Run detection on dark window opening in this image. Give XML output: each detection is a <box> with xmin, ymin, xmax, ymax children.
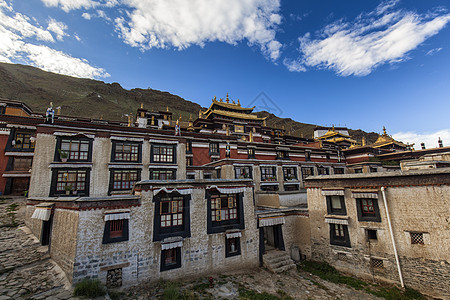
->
<box><xmin>305</xmin><ymin>151</ymin><xmax>311</xmax><ymax>161</ymax></box>
<box><xmin>354</xmin><ymin>168</ymin><xmax>363</xmax><ymax>174</ymax></box>
<box><xmin>410</xmin><ymin>232</ymin><xmax>424</xmax><ymax>245</ymax></box>
<box><xmin>248</xmin><ymin>148</ymin><xmax>255</xmax><ymax>159</ymax></box>
<box><xmin>12</xmin><ymin>132</ymin><xmax>34</xmax><ymax>149</ymax></box>
<box><xmin>153</xmin><ymin>193</ymin><xmax>191</xmax><ymax>241</ymax></box>
<box><xmin>276</xmin><ymin>150</ymin><xmax>289</xmax><ymax>160</ymax></box>
<box><xmin>330</xmin><ymin>224</ymin><xmax>351</xmax><ymax>247</ymax></box>
<box><xmin>111</xmin><ymin>169</ymin><xmax>139</xmax><ymax>191</ymax></box>
<box><xmin>207</xmin><ymin>191</ymin><xmax>244</xmax><ymax>234</ymax></box>
<box><xmin>301</xmin><ymin>167</ymin><xmax>314</xmax><ymax>179</ymax></box>
<box><xmin>334</xmin><ymin>168</ymin><xmax>344</xmax><ymax>174</ymax></box>
<box><xmin>209</xmin><ymin>143</ymin><xmax>219</xmax><ymax>154</ymax></box>
<box><xmin>235</xmin><ymin>166</ymin><xmax>252</xmax><ymax>179</ymax></box>
<box><xmin>56</xmin><ymin>170</ymin><xmax>86</xmax><ymax>195</ymax></box>
<box><xmin>187</xmin><ymin>174</ymin><xmax>195</xmax><ymax>180</ymax></box>
<box><xmin>113</xmin><ymin>142</ymin><xmax>140</xmax><ymax>162</ymax></box>
<box><xmin>326</xmin><ymin>195</ymin><xmax>347</xmax><ymax>215</ymax></box>
<box><xmin>204</xmin><ymin>173</ymin><xmax>212</xmax><ymax>179</ymax></box>
<box><xmin>283</xmin><ymin>167</ymin><xmax>297</xmax><ymax>181</ymax></box>
<box><xmin>161</xmin><ymin>247</ymin><xmax>181</xmax><ymax>271</ymax></box>
<box><xmin>356</xmin><ymin>198</ymin><xmax>381</xmax><ymax>222</ymax></box>
<box><xmin>13</xmin><ymin>157</ymin><xmax>33</xmax><ymax>171</ymax></box>
<box><xmin>366</xmin><ymin>229</ymin><xmax>378</xmax><ymax>241</ymax></box>
<box><xmin>225</xmin><ymin>237</ymin><xmax>241</xmax><ymax>257</ymax></box>
<box><xmin>261</xmin><ymin>184</ymin><xmax>279</xmax><ymax>192</ymax></box>
<box><xmin>186</xmin><ymin>157</ymin><xmax>193</xmax><ymax>166</ymax></box>
<box><xmin>186</xmin><ymin>141</ymin><xmax>192</xmax><ymax>153</ymax></box>
<box><xmin>211</xmin><ymin>194</ymin><xmax>237</xmax><ymax>222</ymax></box>
<box><xmin>261</xmin><ymin>166</ymin><xmax>276</xmax><ymax>181</ymax></box>
<box><xmin>318</xmin><ymin>167</ymin><xmax>329</xmax><ymax>175</ymax></box>
<box><xmin>150</xmin><ymin>169</ymin><xmax>176</xmax><ymax>180</ymax></box>
<box><xmin>284</xmin><ymin>184</ymin><xmax>299</xmax><ymax>191</ymax></box>
<box><xmin>61</xmin><ymin>139</ymin><xmax>89</xmax><ymax>161</ymax></box>
<box><xmin>151</xmin><ymin>144</ymin><xmax>175</xmax><ymax>163</ymax></box>
<box><xmin>102</xmin><ymin>219</ymin><xmax>129</xmax><ymax>244</ymax></box>
<box><xmin>370</xmin><ymin>167</ymin><xmax>378</xmax><ymax>173</ymax></box>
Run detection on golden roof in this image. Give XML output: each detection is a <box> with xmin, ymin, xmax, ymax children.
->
<box><xmin>373</xmin><ymin>126</ymin><xmax>407</xmax><ymax>148</ymax></box>
<box><xmin>206</xmin><ymin>109</ymin><xmax>266</xmax><ymax>120</ymax></box>
<box><xmin>318</xmin><ymin>129</ymin><xmax>351</xmax><ymax>140</ymax></box>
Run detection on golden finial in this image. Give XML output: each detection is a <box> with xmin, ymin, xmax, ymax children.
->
<box><xmin>226</xmin><ymin>93</ymin><xmax>230</xmax><ymax>103</ymax></box>
<box><xmin>140</xmin><ymin>103</ymin><xmax>144</xmax><ymax>109</ymax></box>
<box><xmin>383</xmin><ymin>126</ymin><xmax>387</xmax><ymax>136</ymax></box>
<box><xmin>166</xmin><ymin>106</ymin><xmax>169</xmax><ymax>112</ymax></box>
<box><xmin>362</xmin><ymin>137</ymin><xmax>366</xmax><ymax>146</ymax></box>
<box><xmin>332</xmin><ymin>124</ymin><xmax>335</xmax><ymax>131</ymax></box>
<box><xmin>214</xmin><ymin>96</ymin><xmax>217</xmax><ymax>102</ymax></box>
<box><xmin>199</xmin><ymin>110</ymin><xmax>202</xmax><ymax>118</ymax></box>
<box><xmin>237</xmin><ymin>99</ymin><xmax>241</xmax><ymax>107</ymax></box>
<box><xmin>232</xmin><ymin>100</ymin><xmax>235</xmax><ymax>104</ymax></box>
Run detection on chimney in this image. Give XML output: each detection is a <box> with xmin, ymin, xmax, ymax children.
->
<box><xmin>438</xmin><ymin>137</ymin><xmax>443</xmax><ymax>148</ymax></box>
<box><xmin>421</xmin><ymin>143</ymin><xmax>426</xmax><ymax>150</ymax></box>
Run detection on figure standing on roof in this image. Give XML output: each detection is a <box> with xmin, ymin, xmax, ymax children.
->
<box><xmin>45</xmin><ymin>102</ymin><xmax>55</xmax><ymax>124</ymax></box>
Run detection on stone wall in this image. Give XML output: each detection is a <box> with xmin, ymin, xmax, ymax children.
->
<box><xmin>25</xmin><ymin>205</ymin><xmax>42</xmax><ymax>240</ymax></box>
<box><xmin>50</xmin><ymin>209</ymin><xmax>79</xmax><ymax>282</ymax></box>
<box><xmin>71</xmin><ymin>187</ymin><xmax>259</xmax><ymax>287</ymax></box>
<box><xmin>28</xmin><ymin>133</ymin><xmax>55</xmax><ymax>197</ymax></box>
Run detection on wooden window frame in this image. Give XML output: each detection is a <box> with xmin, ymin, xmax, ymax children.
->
<box><xmin>102</xmin><ymin>219</ymin><xmax>129</xmax><ymax>244</ymax></box>
<box><xmin>326</xmin><ymin>195</ymin><xmax>347</xmax><ymax>215</ymax></box>
<box><xmin>160</xmin><ymin>247</ymin><xmax>181</xmax><ymax>271</ymax></box>
<box><xmin>50</xmin><ymin>168</ymin><xmax>90</xmax><ymax>197</ymax></box>
<box><xmin>329</xmin><ymin>224</ymin><xmax>351</xmax><ymax>247</ymax></box>
<box><xmin>151</xmin><ymin>144</ymin><xmax>176</xmax><ymax>164</ymax></box>
<box><xmin>283</xmin><ymin>167</ymin><xmax>297</xmax><ymax>181</ymax></box>
<box><xmin>225</xmin><ymin>237</ymin><xmax>241</xmax><ymax>258</ymax></box>
<box><xmin>111</xmin><ymin>141</ymin><xmax>141</xmax><ymax>162</ymax></box>
<box><xmin>149</xmin><ymin>169</ymin><xmax>176</xmax><ymax>180</ymax></box>
<box><xmin>356</xmin><ymin>198</ymin><xmax>381</xmax><ymax>222</ymax></box>
<box><xmin>261</xmin><ymin>166</ymin><xmax>276</xmax><ymax>181</ymax></box>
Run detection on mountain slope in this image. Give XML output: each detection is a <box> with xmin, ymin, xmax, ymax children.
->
<box><xmin>0</xmin><ymin>62</ymin><xmax>378</xmax><ymax>143</ymax></box>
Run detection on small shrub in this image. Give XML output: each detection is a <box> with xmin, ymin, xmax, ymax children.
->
<box><xmin>163</xmin><ymin>282</ymin><xmax>180</xmax><ymax>300</ymax></box>
<box><xmin>238</xmin><ymin>286</ymin><xmax>281</xmax><ymax>300</ymax></box>
<box><xmin>73</xmin><ymin>279</ymin><xmax>106</xmax><ymax>298</ymax></box>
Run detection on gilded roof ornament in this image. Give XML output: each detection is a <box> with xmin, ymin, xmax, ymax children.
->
<box><xmin>237</xmin><ymin>99</ymin><xmax>241</xmax><ymax>107</ymax></box>
<box><xmin>226</xmin><ymin>93</ymin><xmax>230</xmax><ymax>103</ymax></box>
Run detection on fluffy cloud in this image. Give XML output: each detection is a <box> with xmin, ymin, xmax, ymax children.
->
<box><xmin>392</xmin><ymin>129</ymin><xmax>450</xmax><ymax>150</ymax></box>
<box><xmin>115</xmin><ymin>0</ymin><xmax>282</xmax><ymax>60</ymax></box>
<box><xmin>40</xmin><ymin>0</ymin><xmax>98</xmax><ymax>13</ymax></box>
<box><xmin>285</xmin><ymin>1</ymin><xmax>450</xmax><ymax>76</ymax></box>
<box><xmin>47</xmin><ymin>18</ymin><xmax>68</xmax><ymax>41</ymax></box>
<box><xmin>81</xmin><ymin>12</ymin><xmax>91</xmax><ymax>20</ymax></box>
<box><xmin>0</xmin><ymin>3</ymin><xmax>109</xmax><ymax>78</ymax></box>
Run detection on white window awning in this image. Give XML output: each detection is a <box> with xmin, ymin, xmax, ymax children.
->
<box><xmin>111</xmin><ymin>136</ymin><xmax>144</xmax><ymax>142</ymax></box>
<box><xmin>322</xmin><ymin>190</ymin><xmax>344</xmax><ymax>196</ymax></box>
<box><xmin>325</xmin><ymin>218</ymin><xmax>349</xmax><ymax>225</ymax></box>
<box><xmin>31</xmin><ymin>207</ymin><xmax>52</xmax><ymax>221</ymax></box>
<box><xmin>226</xmin><ymin>231</ymin><xmax>242</xmax><ymax>239</ymax></box>
<box><xmin>104</xmin><ymin>212</ymin><xmax>130</xmax><ymax>221</ymax></box>
<box><xmin>153</xmin><ymin>187</ymin><xmax>192</xmax><ymax>196</ymax></box>
<box><xmin>149</xmin><ymin>139</ymin><xmax>178</xmax><ymax>144</ymax></box>
<box><xmin>207</xmin><ymin>185</ymin><xmax>246</xmax><ymax>194</ymax></box>
<box><xmin>352</xmin><ymin>192</ymin><xmax>378</xmax><ymax>199</ymax></box>
<box><xmin>260</xmin><ymin>182</ymin><xmax>279</xmax><ymax>186</ymax></box>
<box><xmin>161</xmin><ymin>241</ymin><xmax>183</xmax><ymax>250</ymax></box>
<box><xmin>259</xmin><ymin>216</ymin><xmax>285</xmax><ymax>227</ymax></box>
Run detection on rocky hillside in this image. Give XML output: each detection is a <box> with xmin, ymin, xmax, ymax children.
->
<box><xmin>0</xmin><ymin>62</ymin><xmax>378</xmax><ymax>143</ymax></box>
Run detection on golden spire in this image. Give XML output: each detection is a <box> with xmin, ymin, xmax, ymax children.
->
<box><xmin>232</xmin><ymin>100</ymin><xmax>235</xmax><ymax>104</ymax></box>
<box><xmin>199</xmin><ymin>110</ymin><xmax>203</xmax><ymax>119</ymax></box>
<box><xmin>383</xmin><ymin>126</ymin><xmax>387</xmax><ymax>136</ymax></box>
<box><xmin>362</xmin><ymin>137</ymin><xmax>366</xmax><ymax>146</ymax></box>
<box><xmin>140</xmin><ymin>103</ymin><xmax>144</xmax><ymax>109</ymax></box>
<box><xmin>214</xmin><ymin>96</ymin><xmax>217</xmax><ymax>102</ymax></box>
<box><xmin>237</xmin><ymin>99</ymin><xmax>241</xmax><ymax>107</ymax></box>
<box><xmin>226</xmin><ymin>93</ymin><xmax>230</xmax><ymax>103</ymax></box>
<box><xmin>166</xmin><ymin>106</ymin><xmax>169</xmax><ymax>112</ymax></box>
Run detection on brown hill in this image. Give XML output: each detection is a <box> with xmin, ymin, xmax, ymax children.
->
<box><xmin>0</xmin><ymin>62</ymin><xmax>377</xmax><ymax>143</ymax></box>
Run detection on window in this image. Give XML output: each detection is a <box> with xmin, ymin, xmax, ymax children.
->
<box><xmin>207</xmin><ymin>191</ymin><xmax>244</xmax><ymax>234</ymax></box>
<box><xmin>326</xmin><ymin>195</ymin><xmax>346</xmax><ymax>215</ymax></box>
<box><xmin>12</xmin><ymin>157</ymin><xmax>32</xmax><ymax>171</ymax></box>
<box><xmin>305</xmin><ymin>151</ymin><xmax>311</xmax><ymax>161</ymax></box>
<box><xmin>225</xmin><ymin>237</ymin><xmax>241</xmax><ymax>257</ymax></box>
<box><xmin>334</xmin><ymin>168</ymin><xmax>344</xmax><ymax>174</ymax></box>
<box><xmin>301</xmin><ymin>167</ymin><xmax>314</xmax><ymax>179</ymax></box>
<box><xmin>370</xmin><ymin>258</ymin><xmax>384</xmax><ymax>270</ymax></box>
<box><xmin>150</xmin><ymin>169</ymin><xmax>176</xmax><ymax>180</ymax></box>
<box><xmin>151</xmin><ymin>144</ymin><xmax>175</xmax><ymax>163</ymax></box>
<box><xmin>161</xmin><ymin>247</ymin><xmax>181</xmax><ymax>271</ymax></box>
<box><xmin>187</xmin><ymin>174</ymin><xmax>195</xmax><ymax>180</ymax></box>
<box><xmin>186</xmin><ymin>141</ymin><xmax>192</xmax><ymax>153</ymax></box>
<box><xmin>0</xmin><ymin>106</ymin><xmax>4</xmax><ymax>114</ymax></box>
<box><xmin>366</xmin><ymin>229</ymin><xmax>378</xmax><ymax>241</ymax></box>
<box><xmin>59</xmin><ymin>139</ymin><xmax>90</xmax><ymax>161</ymax></box>
<box><xmin>248</xmin><ymin>148</ymin><xmax>255</xmax><ymax>159</ymax></box>
<box><xmin>216</xmin><ymin>169</ymin><xmax>221</xmax><ymax>179</ymax></box>
<box><xmin>235</xmin><ymin>166</ymin><xmax>252</xmax><ymax>179</ymax></box>
<box><xmin>226</xmin><ymin>145</ymin><xmax>231</xmax><ymax>158</ymax></box>
<box><xmin>102</xmin><ymin>218</ymin><xmax>129</xmax><ymax>244</ymax></box>
<box><xmin>276</xmin><ymin>150</ymin><xmax>289</xmax><ymax>160</ymax></box>
<box><xmin>112</xmin><ymin>142</ymin><xmax>140</xmax><ymax>162</ymax></box>
<box><xmin>234</xmin><ymin>125</ymin><xmax>244</xmax><ymax>133</ymax></box>
<box><xmin>261</xmin><ymin>166</ymin><xmax>276</xmax><ymax>181</ymax></box>
<box><xmin>211</xmin><ymin>194</ymin><xmax>237</xmax><ymax>222</ymax></box>
<box><xmin>354</xmin><ymin>168</ymin><xmax>363</xmax><ymax>174</ymax></box>
<box><xmin>284</xmin><ymin>184</ymin><xmax>299</xmax><ymax>191</ymax></box>
<box><xmin>356</xmin><ymin>198</ymin><xmax>381</xmax><ymax>222</ymax></box>
<box><xmin>370</xmin><ymin>167</ymin><xmax>378</xmax><ymax>173</ymax></box>
<box><xmin>51</xmin><ymin>169</ymin><xmax>89</xmax><ymax>196</ymax></box>
<box><xmin>203</xmin><ymin>173</ymin><xmax>212</xmax><ymax>179</ymax></box>
<box><xmin>410</xmin><ymin>232</ymin><xmax>424</xmax><ymax>245</ymax></box>
<box><xmin>209</xmin><ymin>143</ymin><xmax>219</xmax><ymax>154</ymax></box>
<box><xmin>329</xmin><ymin>224</ymin><xmax>351</xmax><ymax>247</ymax></box>
<box><xmin>318</xmin><ymin>167</ymin><xmax>329</xmax><ymax>175</ymax></box>
<box><xmin>153</xmin><ymin>194</ymin><xmax>190</xmax><ymax>241</ymax></box>
<box><xmin>106</xmin><ymin>268</ymin><xmax>122</xmax><ymax>288</ymax></box>
<box><xmin>110</xmin><ymin>169</ymin><xmax>140</xmax><ymax>192</ymax></box>
<box><xmin>261</xmin><ymin>184</ymin><xmax>279</xmax><ymax>191</ymax></box>
<box><xmin>186</xmin><ymin>157</ymin><xmax>193</xmax><ymax>166</ymax></box>
<box><xmin>283</xmin><ymin>167</ymin><xmax>297</xmax><ymax>181</ymax></box>
<box><xmin>12</xmin><ymin>132</ymin><xmax>34</xmax><ymax>149</ymax></box>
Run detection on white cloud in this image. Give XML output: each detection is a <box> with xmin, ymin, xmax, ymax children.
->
<box><xmin>286</xmin><ymin>2</ymin><xmax>450</xmax><ymax>76</ymax></box>
<box><xmin>0</xmin><ymin>3</ymin><xmax>109</xmax><ymax>79</ymax></box>
<box><xmin>47</xmin><ymin>18</ymin><xmax>68</xmax><ymax>41</ymax></box>
<box><xmin>114</xmin><ymin>0</ymin><xmax>282</xmax><ymax>61</ymax></box>
<box><xmin>82</xmin><ymin>12</ymin><xmax>91</xmax><ymax>20</ymax></box>
<box><xmin>282</xmin><ymin>58</ymin><xmax>306</xmax><ymax>72</ymax></box>
<box><xmin>392</xmin><ymin>129</ymin><xmax>450</xmax><ymax>150</ymax></box>
<box><xmin>426</xmin><ymin>47</ymin><xmax>442</xmax><ymax>56</ymax></box>
<box><xmin>40</xmin><ymin>0</ymin><xmax>99</xmax><ymax>13</ymax></box>
<box><xmin>96</xmin><ymin>10</ymin><xmax>111</xmax><ymax>22</ymax></box>
<box><xmin>74</xmin><ymin>33</ymin><xmax>81</xmax><ymax>41</ymax></box>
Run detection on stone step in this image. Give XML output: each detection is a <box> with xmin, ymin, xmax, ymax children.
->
<box><xmin>263</xmin><ymin>250</ymin><xmax>296</xmax><ymax>274</ymax></box>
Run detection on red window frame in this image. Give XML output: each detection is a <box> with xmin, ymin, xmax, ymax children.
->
<box><xmin>110</xmin><ymin>220</ymin><xmax>124</xmax><ymax>238</ymax></box>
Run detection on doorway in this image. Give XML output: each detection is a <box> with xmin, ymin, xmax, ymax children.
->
<box><xmin>41</xmin><ymin>216</ymin><xmax>53</xmax><ymax>246</ymax></box>
<box><xmin>262</xmin><ymin>224</ymin><xmax>285</xmax><ymax>253</ymax></box>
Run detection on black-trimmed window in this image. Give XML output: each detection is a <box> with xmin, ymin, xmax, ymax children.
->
<box><xmin>330</xmin><ymin>224</ymin><xmax>351</xmax><ymax>247</ymax></box>
<box><xmin>150</xmin><ymin>169</ymin><xmax>176</xmax><ymax>180</ymax></box>
<box><xmin>112</xmin><ymin>141</ymin><xmax>141</xmax><ymax>162</ymax></box>
<box><xmin>261</xmin><ymin>166</ymin><xmax>276</xmax><ymax>181</ymax></box>
<box><xmin>305</xmin><ymin>151</ymin><xmax>311</xmax><ymax>161</ymax></box>
<box><xmin>151</xmin><ymin>144</ymin><xmax>176</xmax><ymax>163</ymax></box>
<box><xmin>186</xmin><ymin>157</ymin><xmax>193</xmax><ymax>166</ymax></box>
<box><xmin>283</xmin><ymin>167</ymin><xmax>297</xmax><ymax>181</ymax></box>
<box><xmin>186</xmin><ymin>141</ymin><xmax>192</xmax><ymax>154</ymax></box>
<box><xmin>153</xmin><ymin>193</ymin><xmax>191</xmax><ymax>241</ymax></box>
<box><xmin>326</xmin><ymin>195</ymin><xmax>346</xmax><ymax>215</ymax></box>
<box><xmin>50</xmin><ymin>168</ymin><xmax>90</xmax><ymax>197</ymax></box>
<box><xmin>55</xmin><ymin>137</ymin><xmax>93</xmax><ymax>162</ymax></box>
<box><xmin>356</xmin><ymin>198</ymin><xmax>381</xmax><ymax>222</ymax></box>
<box><xmin>354</xmin><ymin>168</ymin><xmax>363</xmax><ymax>174</ymax></box>
<box><xmin>12</xmin><ymin>131</ymin><xmax>34</xmax><ymax>149</ymax></box>
<box><xmin>235</xmin><ymin>166</ymin><xmax>252</xmax><ymax>179</ymax></box>
<box><xmin>0</xmin><ymin>106</ymin><xmax>5</xmax><ymax>114</ymax></box>
<box><xmin>12</xmin><ymin>157</ymin><xmax>33</xmax><ymax>171</ymax></box>
<box><xmin>248</xmin><ymin>148</ymin><xmax>255</xmax><ymax>159</ymax></box>
<box><xmin>209</xmin><ymin>143</ymin><xmax>219</xmax><ymax>155</ymax></box>
<box><xmin>366</xmin><ymin>229</ymin><xmax>378</xmax><ymax>241</ymax></box>
<box><xmin>318</xmin><ymin>167</ymin><xmax>329</xmax><ymax>175</ymax></box>
<box><xmin>109</xmin><ymin>169</ymin><xmax>140</xmax><ymax>193</ymax></box>
<box><xmin>225</xmin><ymin>145</ymin><xmax>231</xmax><ymax>158</ymax></box>
<box><xmin>334</xmin><ymin>168</ymin><xmax>345</xmax><ymax>174</ymax></box>
<box><xmin>301</xmin><ymin>167</ymin><xmax>314</xmax><ymax>179</ymax></box>
<box><xmin>225</xmin><ymin>237</ymin><xmax>241</xmax><ymax>257</ymax></box>
<box><xmin>276</xmin><ymin>150</ymin><xmax>289</xmax><ymax>160</ymax></box>
<box><xmin>284</xmin><ymin>184</ymin><xmax>299</xmax><ymax>191</ymax></box>
<box><xmin>207</xmin><ymin>191</ymin><xmax>244</xmax><ymax>234</ymax></box>
<box><xmin>103</xmin><ymin>219</ymin><xmax>129</xmax><ymax>244</ymax></box>
<box><xmin>161</xmin><ymin>247</ymin><xmax>181</xmax><ymax>271</ymax></box>
<box><xmin>370</xmin><ymin>167</ymin><xmax>378</xmax><ymax>173</ymax></box>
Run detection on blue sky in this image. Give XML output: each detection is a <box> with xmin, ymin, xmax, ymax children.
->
<box><xmin>1</xmin><ymin>0</ymin><xmax>450</xmax><ymax>148</ymax></box>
